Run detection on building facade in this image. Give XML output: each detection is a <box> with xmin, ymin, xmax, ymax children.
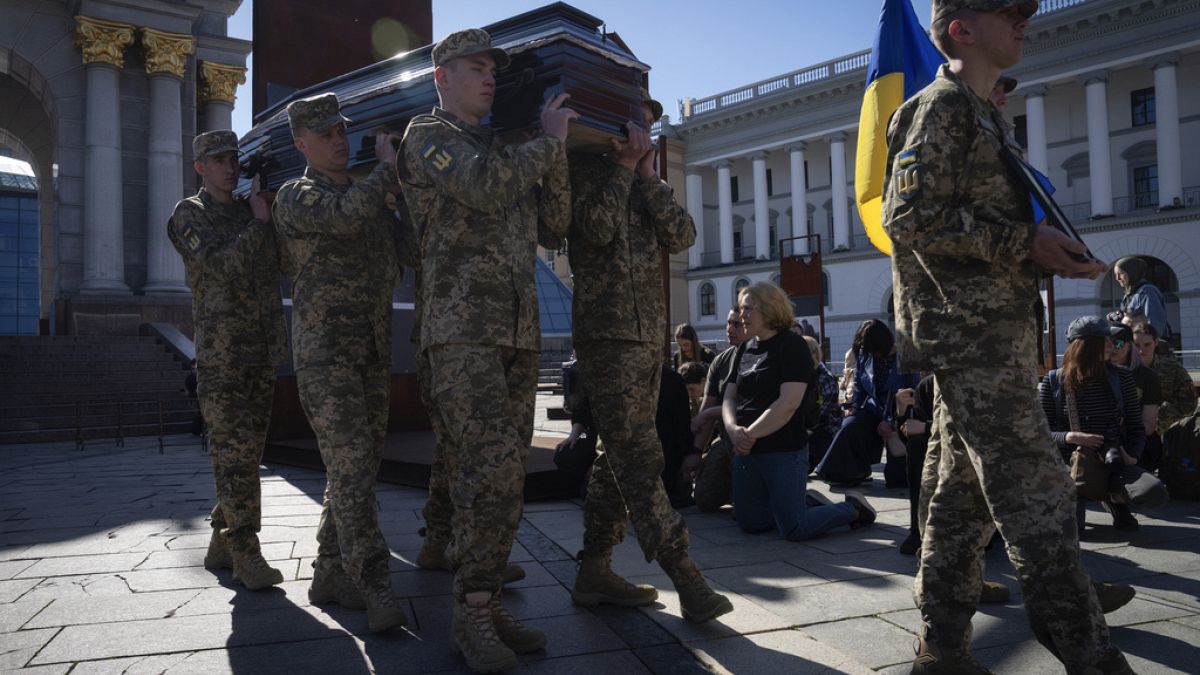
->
<box><xmin>0</xmin><ymin>0</ymin><xmax>250</xmax><ymax>334</ymax></box>
<box><xmin>662</xmin><ymin>0</ymin><xmax>1200</xmax><ymax>365</ymax></box>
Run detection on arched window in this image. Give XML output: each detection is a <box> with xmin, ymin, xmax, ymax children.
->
<box><xmin>1100</xmin><ymin>255</ymin><xmax>1180</xmax><ymax>347</ymax></box>
<box><xmin>734</xmin><ymin>277</ymin><xmax>751</xmax><ymax>299</ymax></box>
<box><xmin>699</xmin><ymin>282</ymin><xmax>716</xmax><ymax>317</ymax></box>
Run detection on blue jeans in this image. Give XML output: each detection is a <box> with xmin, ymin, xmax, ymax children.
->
<box><xmin>732</xmin><ymin>449</ymin><xmax>857</xmax><ymax>541</ymax></box>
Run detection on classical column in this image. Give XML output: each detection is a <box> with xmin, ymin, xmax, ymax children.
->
<box><xmin>142</xmin><ymin>28</ymin><xmax>195</xmax><ymax>294</ymax></box>
<box><xmin>751</xmin><ymin>151</ymin><xmax>770</xmax><ymax>260</ymax></box>
<box><xmin>75</xmin><ymin>16</ymin><xmax>134</xmax><ymax>294</ymax></box>
<box><xmin>829</xmin><ymin>133</ymin><xmax>850</xmax><ymax>249</ymax></box>
<box><xmin>716</xmin><ymin>160</ymin><xmax>734</xmax><ymax>264</ymax></box>
<box><xmin>1152</xmin><ymin>55</ymin><xmax>1182</xmax><ymax>208</ymax></box>
<box><xmin>198</xmin><ymin>61</ymin><xmax>246</xmax><ymax>132</ymax></box>
<box><xmin>685</xmin><ymin>169</ymin><xmax>704</xmax><ymax>269</ymax></box>
<box><xmin>1084</xmin><ymin>72</ymin><xmax>1113</xmax><ymax>217</ymax></box>
<box><xmin>788</xmin><ymin>144</ymin><xmax>809</xmax><ymax>254</ymax></box>
<box><xmin>1023</xmin><ymin>85</ymin><xmax>1049</xmax><ymax>174</ymax></box>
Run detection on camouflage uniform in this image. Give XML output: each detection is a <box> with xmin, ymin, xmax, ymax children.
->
<box><xmin>168</xmin><ymin>131</ymin><xmax>288</xmax><ymax>556</ymax></box>
<box><xmin>400</xmin><ymin>106</ymin><xmax>569</xmax><ymax>599</ymax></box>
<box><xmin>567</xmin><ymin>151</ymin><xmax>696</xmax><ymax>564</ymax></box>
<box><xmin>272</xmin><ymin>94</ymin><xmax>401</xmax><ymax>588</ymax></box>
<box><xmin>884</xmin><ymin>62</ymin><xmax>1127</xmax><ymax>670</ymax></box>
<box><xmin>1150</xmin><ymin>353</ymin><xmax>1197</xmax><ymax>435</ymax></box>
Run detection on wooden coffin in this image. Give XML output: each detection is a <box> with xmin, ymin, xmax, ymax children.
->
<box><xmin>239</xmin><ymin>2</ymin><xmax>649</xmax><ymax>192</ymax></box>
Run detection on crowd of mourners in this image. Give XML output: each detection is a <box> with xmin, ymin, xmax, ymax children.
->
<box><xmin>559</xmin><ymin>257</ymin><xmax>1197</xmax><ymax>552</ymax></box>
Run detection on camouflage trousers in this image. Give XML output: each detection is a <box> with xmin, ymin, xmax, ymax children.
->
<box><xmin>295</xmin><ymin>360</ymin><xmax>391</xmax><ymax>587</ymax></box>
<box><xmin>426</xmin><ymin>344</ymin><xmax>536</xmax><ymax>599</ymax></box>
<box><xmin>197</xmin><ymin>362</ymin><xmax>275</xmax><ymax>555</ymax></box>
<box><xmin>916</xmin><ymin>367</ymin><xmax>1121</xmax><ymax>670</ymax></box>
<box><xmin>416</xmin><ymin>347</ymin><xmax>453</xmax><ymax>546</ymax></box>
<box><xmin>576</xmin><ymin>340</ymin><xmax>689</xmax><ymax>564</ymax></box>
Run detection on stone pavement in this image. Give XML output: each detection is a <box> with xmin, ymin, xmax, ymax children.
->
<box><xmin>1</xmin><ymin>418</ymin><xmax>1198</xmax><ymax>673</ymax></box>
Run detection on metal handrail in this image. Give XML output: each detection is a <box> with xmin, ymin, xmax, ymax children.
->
<box><xmin>32</xmin><ymin>397</ymin><xmax>202</xmax><ymax>452</ymax></box>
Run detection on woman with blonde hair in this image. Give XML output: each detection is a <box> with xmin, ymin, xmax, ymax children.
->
<box><xmin>722</xmin><ymin>282</ymin><xmax>874</xmax><ymax>540</ymax></box>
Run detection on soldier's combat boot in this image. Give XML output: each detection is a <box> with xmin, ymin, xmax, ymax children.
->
<box><xmin>912</xmin><ymin>624</ymin><xmax>992</xmax><ymax>675</ymax></box>
<box><xmin>416</xmin><ymin>540</ymin><xmax>526</xmax><ymax>584</ymax></box>
<box><xmin>978</xmin><ymin>580</ymin><xmax>1011</xmax><ymax>604</ymax></box>
<box><xmin>1095</xmin><ymin>581</ymin><xmax>1136</xmax><ymax>613</ymax></box>
<box><xmin>452</xmin><ymin>599</ymin><xmax>519</xmax><ymax>673</ymax></box>
<box><xmin>415</xmin><ymin>537</ymin><xmax>451</xmax><ymax>570</ymax></box>
<box><xmin>487</xmin><ymin>593</ymin><xmax>546</xmax><ymax>653</ymax></box>
<box><xmin>363</xmin><ymin>577</ymin><xmax>407</xmax><ymax>633</ymax></box>
<box><xmin>203</xmin><ymin>530</ymin><xmax>231</xmax><ymax>571</ymax></box>
<box><xmin>661</xmin><ymin>556</ymin><xmax>733</xmax><ymax>623</ymax></box>
<box><xmin>572</xmin><ymin>554</ymin><xmax>658</xmax><ymax>607</ymax></box>
<box><xmin>308</xmin><ymin>557</ymin><xmax>365</xmax><ymax>609</ymax></box>
<box><xmin>231</xmin><ymin>550</ymin><xmax>284</xmax><ymax>591</ymax></box>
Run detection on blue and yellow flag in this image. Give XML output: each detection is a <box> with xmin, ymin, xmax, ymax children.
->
<box><xmin>854</xmin><ymin>0</ymin><xmax>944</xmax><ymax>256</ymax></box>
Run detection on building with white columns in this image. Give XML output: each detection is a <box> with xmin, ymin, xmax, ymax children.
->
<box><xmin>661</xmin><ymin>0</ymin><xmax>1200</xmax><ymax>365</ymax></box>
<box><xmin>0</xmin><ymin>0</ymin><xmax>249</xmax><ymax>334</ymax></box>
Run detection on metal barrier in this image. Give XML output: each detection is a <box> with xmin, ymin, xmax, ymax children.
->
<box><xmin>7</xmin><ymin>398</ymin><xmax>202</xmax><ymax>454</ymax></box>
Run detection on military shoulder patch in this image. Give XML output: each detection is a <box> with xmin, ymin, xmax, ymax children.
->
<box><xmin>299</xmin><ymin>188</ymin><xmax>322</xmax><ymax>207</ymax></box>
<box><xmin>179</xmin><ymin>222</ymin><xmax>203</xmax><ymax>252</ymax></box>
<box><xmin>420</xmin><ymin>141</ymin><xmax>456</xmax><ymax>173</ymax></box>
<box><xmin>895</xmin><ymin>149</ymin><xmax>922</xmax><ymax>201</ymax></box>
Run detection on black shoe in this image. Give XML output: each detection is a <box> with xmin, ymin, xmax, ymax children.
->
<box><xmin>844</xmin><ymin>491</ymin><xmax>876</xmax><ymax>529</ymax></box>
<box><xmin>1107</xmin><ymin>503</ymin><xmax>1140</xmax><ymax>532</ymax></box>
<box><xmin>899</xmin><ymin>532</ymin><xmax>921</xmax><ymax>555</ymax></box>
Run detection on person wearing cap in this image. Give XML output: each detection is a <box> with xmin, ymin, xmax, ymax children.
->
<box><xmin>563</xmin><ymin>92</ymin><xmax>731</xmax><ymax>621</ymax></box>
<box><xmin>167</xmin><ymin>130</ymin><xmax>289</xmax><ymax>591</ymax></box>
<box><xmin>882</xmin><ymin>1</ymin><xmax>1131</xmax><ymax>672</ymax></box>
<box><xmin>1038</xmin><ymin>316</ymin><xmax>1168</xmax><ymax>530</ymax></box>
<box><xmin>272</xmin><ymin>92</ymin><xmax>407</xmax><ymax>633</ymax></box>
<box><xmin>398</xmin><ymin>28</ymin><xmax>575</xmax><ymax>672</ymax></box>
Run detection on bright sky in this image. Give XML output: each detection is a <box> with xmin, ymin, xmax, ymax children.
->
<box><xmin>227</xmin><ymin>0</ymin><xmax>936</xmax><ymax>136</ymax></box>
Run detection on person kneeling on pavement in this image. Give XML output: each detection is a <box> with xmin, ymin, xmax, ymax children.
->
<box><xmin>722</xmin><ymin>281</ymin><xmax>875</xmax><ymax>540</ymax></box>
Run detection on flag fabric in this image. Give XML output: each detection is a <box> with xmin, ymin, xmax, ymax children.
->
<box><xmin>854</xmin><ymin>0</ymin><xmax>944</xmax><ymax>256</ymax></box>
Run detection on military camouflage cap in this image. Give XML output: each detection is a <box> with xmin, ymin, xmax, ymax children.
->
<box><xmin>641</xmin><ymin>88</ymin><xmax>663</xmax><ymax>123</ymax></box>
<box><xmin>192</xmin><ymin>130</ymin><xmax>239</xmax><ymax>158</ymax></box>
<box><xmin>1066</xmin><ymin>315</ymin><xmax>1123</xmax><ymax>342</ymax></box>
<box><xmin>286</xmin><ymin>92</ymin><xmax>352</xmax><ymax>134</ymax></box>
<box><xmin>933</xmin><ymin>0</ymin><xmax>1039</xmax><ymax>24</ymax></box>
<box><xmin>997</xmin><ymin>75</ymin><xmax>1018</xmax><ymax>93</ymax></box>
<box><xmin>432</xmin><ymin>28</ymin><xmax>509</xmax><ymax>69</ymax></box>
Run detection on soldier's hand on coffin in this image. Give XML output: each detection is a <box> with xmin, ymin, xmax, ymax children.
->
<box><xmin>249</xmin><ymin>175</ymin><xmax>271</xmax><ymax>223</ymax></box>
<box><xmin>1029</xmin><ymin>224</ymin><xmax>1107</xmax><ymax>280</ymax></box>
<box><xmin>540</xmin><ymin>93</ymin><xmax>579</xmax><ymax>142</ymax></box>
<box><xmin>374</xmin><ymin>131</ymin><xmax>402</xmax><ymax>165</ymax></box>
<box><xmin>611</xmin><ymin>121</ymin><xmax>652</xmax><ymax>170</ymax></box>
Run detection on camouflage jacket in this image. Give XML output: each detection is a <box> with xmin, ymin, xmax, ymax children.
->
<box><xmin>883</xmin><ymin>65</ymin><xmax>1040</xmax><ymax>370</ymax></box>
<box><xmin>167</xmin><ymin>188</ymin><xmax>288</xmax><ymax>367</ymax></box>
<box><xmin>399</xmin><ymin>108</ymin><xmax>569</xmax><ymax>352</ymax></box>
<box><xmin>567</xmin><ymin>153</ymin><xmax>695</xmax><ymax>343</ymax></box>
<box><xmin>273</xmin><ymin>162</ymin><xmax>400</xmax><ymax>369</ymax></box>
<box><xmin>1151</xmin><ymin>352</ymin><xmax>1198</xmax><ymax>434</ymax></box>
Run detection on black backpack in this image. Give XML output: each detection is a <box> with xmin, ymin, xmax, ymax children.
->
<box><xmin>1161</xmin><ymin>412</ymin><xmax>1200</xmax><ymax>500</ymax></box>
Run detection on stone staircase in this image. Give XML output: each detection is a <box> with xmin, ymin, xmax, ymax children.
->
<box><xmin>0</xmin><ymin>335</ymin><xmax>197</xmax><ymax>446</ymax></box>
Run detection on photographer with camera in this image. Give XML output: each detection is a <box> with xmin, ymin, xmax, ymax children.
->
<box><xmin>1039</xmin><ymin>316</ymin><xmax>1168</xmax><ymax>535</ymax></box>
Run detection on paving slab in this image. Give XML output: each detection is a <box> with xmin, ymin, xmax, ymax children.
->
<box><xmin>689</xmin><ymin>628</ymin><xmax>874</xmax><ymax>674</ymax></box>
<box><xmin>798</xmin><ymin>616</ymin><xmax>920</xmax><ymax>669</ymax></box>
<box><xmin>0</xmin><ymin>578</ymin><xmax>39</xmax><ymax>603</ymax></box>
<box><xmin>0</xmin><ymin>598</ymin><xmax>51</xmax><ymax>632</ymax></box>
<box><xmin>0</xmin><ymin>626</ymin><xmax>60</xmax><ymax>669</ymax></box>
<box><xmin>25</xmin><ymin>589</ymin><xmax>203</xmax><ymax>628</ymax></box>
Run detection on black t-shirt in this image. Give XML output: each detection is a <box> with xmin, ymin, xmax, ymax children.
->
<box><xmin>705</xmin><ymin>345</ymin><xmax>739</xmax><ymax>401</ymax></box>
<box><xmin>732</xmin><ymin>330</ymin><xmax>815</xmax><ymax>454</ymax></box>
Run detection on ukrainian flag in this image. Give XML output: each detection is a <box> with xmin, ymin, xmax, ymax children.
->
<box><xmin>854</xmin><ymin>0</ymin><xmax>944</xmax><ymax>256</ymax></box>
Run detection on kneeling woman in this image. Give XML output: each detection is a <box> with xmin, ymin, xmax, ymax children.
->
<box><xmin>722</xmin><ymin>282</ymin><xmax>875</xmax><ymax>540</ymax></box>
